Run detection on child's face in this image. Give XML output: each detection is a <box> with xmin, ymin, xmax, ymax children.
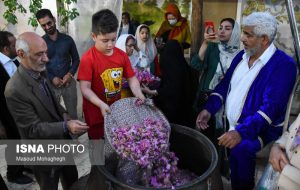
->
<box><xmin>126</xmin><ymin>38</ymin><xmax>136</xmax><ymax>56</ymax></box>
<box><xmin>139</xmin><ymin>28</ymin><xmax>149</xmax><ymax>42</ymax></box>
<box><xmin>92</xmin><ymin>32</ymin><xmax>117</xmax><ymax>55</ymax></box>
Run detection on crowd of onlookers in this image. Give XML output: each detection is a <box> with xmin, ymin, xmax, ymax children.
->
<box><xmin>0</xmin><ymin>2</ymin><xmax>300</xmax><ymax>190</ymax></box>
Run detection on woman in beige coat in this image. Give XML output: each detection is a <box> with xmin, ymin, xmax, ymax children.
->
<box><xmin>269</xmin><ymin>113</ymin><xmax>300</xmax><ymax>190</ymax></box>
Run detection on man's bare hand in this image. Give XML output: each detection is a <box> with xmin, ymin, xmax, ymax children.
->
<box><xmin>67</xmin><ymin>120</ymin><xmax>89</xmax><ymax>135</ymax></box>
<box><xmin>52</xmin><ymin>77</ymin><xmax>63</xmax><ymax>88</ymax></box>
<box><xmin>218</xmin><ymin>130</ymin><xmax>242</xmax><ymax>149</ymax></box>
<box><xmin>269</xmin><ymin>144</ymin><xmax>289</xmax><ymax>172</ymax></box>
<box><xmin>196</xmin><ymin>109</ymin><xmax>211</xmax><ymax>130</ymax></box>
<box><xmin>62</xmin><ymin>72</ymin><xmax>72</xmax><ymax>86</ymax></box>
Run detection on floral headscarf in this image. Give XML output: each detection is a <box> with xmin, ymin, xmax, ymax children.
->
<box><xmin>209</xmin><ymin>21</ymin><xmax>241</xmax><ymax>89</ymax></box>
<box><xmin>219</xmin><ymin>21</ymin><xmax>241</xmax><ymax>54</ymax></box>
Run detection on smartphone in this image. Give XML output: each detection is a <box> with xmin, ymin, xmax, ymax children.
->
<box><xmin>205</xmin><ymin>21</ymin><xmax>215</xmax><ymax>34</ymax></box>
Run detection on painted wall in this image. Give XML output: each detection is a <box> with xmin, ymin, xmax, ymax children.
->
<box><xmin>203</xmin><ymin>0</ymin><xmax>238</xmax><ymax>29</ymax></box>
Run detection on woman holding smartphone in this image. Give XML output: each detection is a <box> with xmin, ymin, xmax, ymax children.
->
<box><xmin>190</xmin><ymin>18</ymin><xmax>241</xmax><ymax>156</ymax></box>
<box><xmin>191</xmin><ymin>18</ymin><xmax>240</xmax><ymax>112</ymax></box>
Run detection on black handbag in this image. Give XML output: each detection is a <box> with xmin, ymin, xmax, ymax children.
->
<box><xmin>195</xmin><ymin>60</ymin><xmax>226</xmax><ymax>112</ymax></box>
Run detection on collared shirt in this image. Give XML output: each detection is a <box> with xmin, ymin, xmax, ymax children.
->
<box><xmin>43</xmin><ymin>30</ymin><xmax>80</xmax><ymax>80</ymax></box>
<box><xmin>22</xmin><ymin>65</ymin><xmax>68</xmax><ymax>134</ymax></box>
<box><xmin>226</xmin><ymin>43</ymin><xmax>276</xmax><ymax>131</ymax></box>
<box><xmin>22</xmin><ymin>65</ymin><xmax>52</xmax><ymax>99</ymax></box>
<box><xmin>0</xmin><ymin>52</ymin><xmax>17</xmax><ymax>77</ymax></box>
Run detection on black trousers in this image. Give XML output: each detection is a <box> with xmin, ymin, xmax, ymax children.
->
<box><xmin>34</xmin><ymin>165</ymin><xmax>78</xmax><ymax>190</ymax></box>
<box><xmin>85</xmin><ymin>166</ymin><xmax>109</xmax><ymax>190</ymax></box>
<box><xmin>1</xmin><ymin>106</ymin><xmax>25</xmax><ymax>179</ymax></box>
<box><xmin>0</xmin><ymin>174</ymin><xmax>8</xmax><ymax>190</ymax></box>
<box><xmin>5</xmin><ymin>143</ymin><xmax>25</xmax><ymax>179</ymax></box>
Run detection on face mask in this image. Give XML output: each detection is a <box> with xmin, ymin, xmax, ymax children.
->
<box><xmin>168</xmin><ymin>19</ymin><xmax>177</xmax><ymax>26</ymax></box>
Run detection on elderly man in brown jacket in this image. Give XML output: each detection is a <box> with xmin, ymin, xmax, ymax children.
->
<box><xmin>4</xmin><ymin>32</ymin><xmax>89</xmax><ymax>190</ymax></box>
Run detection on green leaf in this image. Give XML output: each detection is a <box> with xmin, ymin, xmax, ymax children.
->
<box><xmin>17</xmin><ymin>4</ymin><xmax>27</xmax><ymax>13</ymax></box>
<box><xmin>69</xmin><ymin>9</ymin><xmax>79</xmax><ymax>20</ymax></box>
<box><xmin>2</xmin><ymin>0</ymin><xmax>79</xmax><ymax>28</ymax></box>
<box><xmin>3</xmin><ymin>11</ymin><xmax>17</xmax><ymax>24</ymax></box>
<box><xmin>28</xmin><ymin>17</ymin><xmax>38</xmax><ymax>27</ymax></box>
<box><xmin>65</xmin><ymin>0</ymin><xmax>72</xmax><ymax>5</ymax></box>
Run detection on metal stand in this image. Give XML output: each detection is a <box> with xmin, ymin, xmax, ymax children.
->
<box><xmin>286</xmin><ymin>0</ymin><xmax>300</xmax><ymax>71</ymax></box>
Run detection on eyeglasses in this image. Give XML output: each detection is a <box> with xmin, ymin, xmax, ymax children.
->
<box><xmin>126</xmin><ymin>44</ymin><xmax>136</xmax><ymax>48</ymax></box>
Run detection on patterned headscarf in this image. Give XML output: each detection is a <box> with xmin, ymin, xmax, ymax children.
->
<box><xmin>218</xmin><ymin>21</ymin><xmax>241</xmax><ymax>54</ymax></box>
<box><xmin>209</xmin><ymin>21</ymin><xmax>241</xmax><ymax>90</ymax></box>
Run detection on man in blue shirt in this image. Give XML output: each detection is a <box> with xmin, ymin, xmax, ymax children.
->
<box><xmin>36</xmin><ymin>9</ymin><xmax>79</xmax><ymax>119</ymax></box>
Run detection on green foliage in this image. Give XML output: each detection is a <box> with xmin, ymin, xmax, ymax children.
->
<box><xmin>180</xmin><ymin>0</ymin><xmax>190</xmax><ymax>17</ymax></box>
<box><xmin>1</xmin><ymin>0</ymin><xmax>79</xmax><ymax>27</ymax></box>
<box><xmin>295</xmin><ymin>5</ymin><xmax>300</xmax><ymax>12</ymax></box>
<box><xmin>28</xmin><ymin>0</ymin><xmax>42</xmax><ymax>27</ymax></box>
<box><xmin>123</xmin><ymin>2</ymin><xmax>164</xmax><ymax>36</ymax></box>
<box><xmin>123</xmin><ymin>0</ymin><xmax>191</xmax><ymax>36</ymax></box>
<box><xmin>144</xmin><ymin>0</ymin><xmax>157</xmax><ymax>7</ymax></box>
<box><xmin>271</xmin><ymin>0</ymin><xmax>279</xmax><ymax>4</ymax></box>
<box><xmin>56</xmin><ymin>0</ymin><xmax>79</xmax><ymax>26</ymax></box>
<box><xmin>161</xmin><ymin>0</ymin><xmax>178</xmax><ymax>10</ymax></box>
<box><xmin>2</xmin><ymin>0</ymin><xmax>27</xmax><ymax>24</ymax></box>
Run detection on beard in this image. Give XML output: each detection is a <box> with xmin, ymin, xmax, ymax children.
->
<box><xmin>45</xmin><ymin>25</ymin><xmax>57</xmax><ymax>35</ymax></box>
<box><xmin>38</xmin><ymin>64</ymin><xmax>47</xmax><ymax>72</ymax></box>
<box><xmin>245</xmin><ymin>43</ymin><xmax>262</xmax><ymax>57</ymax></box>
<box><xmin>31</xmin><ymin>62</ymin><xmax>46</xmax><ymax>72</ymax></box>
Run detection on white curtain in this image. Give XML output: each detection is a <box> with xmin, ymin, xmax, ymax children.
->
<box><xmin>69</xmin><ymin>0</ymin><xmax>123</xmax><ymax>56</ymax></box>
